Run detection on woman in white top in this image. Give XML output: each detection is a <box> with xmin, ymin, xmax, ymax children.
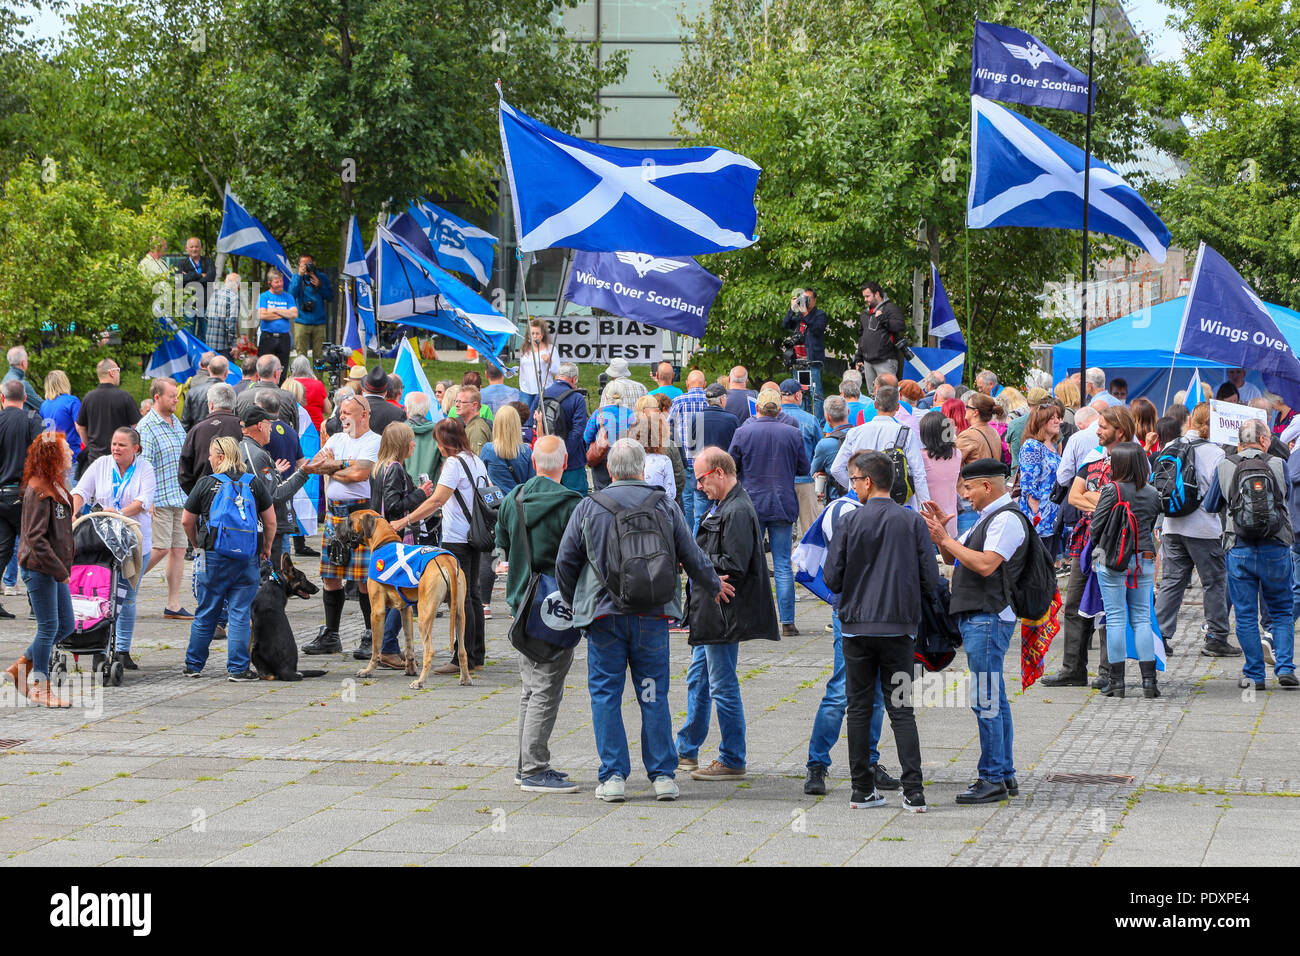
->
<box><xmin>392</xmin><ymin>418</ymin><xmax>489</xmax><ymax>673</ymax></box>
<box><xmin>630</xmin><ymin>411</ymin><xmax>676</xmax><ymax>500</ymax></box>
<box><xmin>518</xmin><ymin>318</ymin><xmax>559</xmax><ymax>410</ymax></box>
<box><xmin>71</xmin><ymin>425</ymin><xmax>156</xmax><ymax>668</ymax></box>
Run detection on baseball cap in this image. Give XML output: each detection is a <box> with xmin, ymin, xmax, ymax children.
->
<box><xmin>779</xmin><ymin>378</ymin><xmax>803</xmax><ymax>396</ymax></box>
<box><xmin>240</xmin><ymin>407</ymin><xmax>271</xmax><ymax>427</ymax></box>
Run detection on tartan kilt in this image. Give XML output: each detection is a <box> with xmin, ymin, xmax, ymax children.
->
<box><xmin>320</xmin><ymin>509</ymin><xmax>370</xmax><ymax>582</ymax></box>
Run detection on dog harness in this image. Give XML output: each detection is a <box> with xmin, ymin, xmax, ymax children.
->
<box><xmin>367</xmin><ymin>543</ymin><xmax>455</xmax><ymax>592</ymax></box>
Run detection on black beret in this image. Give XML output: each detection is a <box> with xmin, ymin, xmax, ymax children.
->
<box><xmin>961</xmin><ymin>457</ymin><xmax>1010</xmax><ymax>480</ymax></box>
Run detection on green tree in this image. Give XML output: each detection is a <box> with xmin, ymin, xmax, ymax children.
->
<box><xmin>0</xmin><ymin>161</ymin><xmax>209</xmax><ymax>394</ymax></box>
<box><xmin>1136</xmin><ymin>0</ymin><xmax>1300</xmax><ymax>308</ymax></box>
<box><xmin>671</xmin><ymin>0</ymin><xmax>1157</xmax><ymax>385</ymax></box>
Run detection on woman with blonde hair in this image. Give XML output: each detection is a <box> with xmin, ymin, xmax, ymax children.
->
<box><xmin>441</xmin><ymin>384</ymin><xmax>460</xmax><ymax>419</ymax></box>
<box><xmin>40</xmin><ymin>370</ymin><xmax>82</xmax><ymax>460</ymax></box>
<box><xmin>480</xmin><ymin>404</ymin><xmax>535</xmax><ymax>495</ymax></box>
<box><xmin>1055</xmin><ymin>379</ymin><xmax>1081</xmax><ymax>422</ymax></box>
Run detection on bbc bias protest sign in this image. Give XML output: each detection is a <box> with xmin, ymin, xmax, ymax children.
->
<box><xmin>543</xmin><ymin>316</ymin><xmax>663</xmax><ymax>365</ymax></box>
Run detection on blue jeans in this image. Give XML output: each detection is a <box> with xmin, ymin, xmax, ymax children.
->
<box><xmin>585</xmin><ymin>615</ymin><xmax>675</xmax><ymax>782</ymax></box>
<box><xmin>675</xmin><ymin>643</ymin><xmax>746</xmax><ymax>768</ymax></box>
<box><xmin>115</xmin><ymin>548</ymin><xmax>150</xmax><ymax>652</ymax></box>
<box><xmin>807</xmin><ymin>604</ymin><xmax>884</xmax><ymax>769</ymax></box>
<box><xmin>691</xmin><ymin>488</ymin><xmax>710</xmax><ymax>535</ymax></box>
<box><xmin>681</xmin><ymin>476</ymin><xmax>695</xmax><ymax>535</ymax></box>
<box><xmin>186</xmin><ymin>551</ymin><xmax>260</xmax><ymax>675</ymax></box>
<box><xmin>958</xmin><ymin>612</ymin><xmax>1016</xmax><ymax>783</ymax></box>
<box><xmin>382</xmin><ymin>608</ymin><xmax>402</xmax><ymax>654</ymax></box>
<box><xmin>4</xmin><ymin>549</ymin><xmax>16</xmax><ymax>588</ymax></box>
<box><xmin>1290</xmin><ymin>541</ymin><xmax>1300</xmax><ymax>624</ymax></box>
<box><xmin>21</xmin><ymin>567</ymin><xmax>74</xmax><ymax>679</ymax></box>
<box><xmin>761</xmin><ymin>520</ymin><xmax>795</xmax><ymax>624</ymax></box>
<box><xmin>1096</xmin><ymin>556</ymin><xmax>1156</xmax><ymax>663</ymax></box>
<box><xmin>1228</xmin><ymin>542</ymin><xmax>1296</xmax><ymax>682</ymax></box>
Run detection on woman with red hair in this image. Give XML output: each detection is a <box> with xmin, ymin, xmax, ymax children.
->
<box><xmin>941</xmin><ymin>398</ymin><xmax>969</xmax><ymax>434</ymax></box>
<box><xmin>5</xmin><ymin>432</ymin><xmax>75</xmax><ymax>707</ymax></box>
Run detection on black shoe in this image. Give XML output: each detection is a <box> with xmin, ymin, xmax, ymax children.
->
<box><xmin>1004</xmin><ymin>776</ymin><xmax>1019</xmax><ymax>796</ymax></box>
<box><xmin>1041</xmin><ymin>671</ymin><xmax>1087</xmax><ymax>687</ymax></box>
<box><xmin>781</xmin><ymin>624</ymin><xmax>800</xmax><ymax>637</ymax></box>
<box><xmin>955</xmin><ymin>779</ymin><xmax>1008</xmax><ymax>805</ymax></box>
<box><xmin>902</xmin><ymin>790</ymin><xmax>927</xmax><ymax>813</ymax></box>
<box><xmin>804</xmin><ymin>766</ymin><xmax>827</xmax><ymax>796</ymax></box>
<box><xmin>302</xmin><ymin>626</ymin><xmax>342</xmax><ymax>655</ymax></box>
<box><xmin>294</xmin><ymin>545</ymin><xmax>320</xmax><ymax>558</ymax></box>
<box><xmin>227</xmin><ymin>669</ymin><xmax>259</xmax><ymax>682</ymax></box>
<box><xmin>1202</xmin><ymin>639</ymin><xmax>1244</xmax><ymax>657</ymax></box>
<box><xmin>1139</xmin><ymin>659</ymin><xmax>1160</xmax><ymax>698</ymax></box>
<box><xmin>871</xmin><ymin>764</ymin><xmax>901</xmax><ymax>791</ymax></box>
<box><xmin>1090</xmin><ymin>674</ymin><xmax>1108</xmax><ymax>689</ymax></box>
<box><xmin>1278</xmin><ymin>672</ymin><xmax>1299</xmax><ymax>689</ymax></box>
<box><xmin>115</xmin><ymin>651</ymin><xmax>138</xmax><ymax>671</ymax></box>
<box><xmin>0</xmin><ymin>604</ymin><xmax>12</xmax><ymax>620</ymax></box>
<box><xmin>1101</xmin><ymin>662</ymin><xmax>1126</xmax><ymax>697</ymax></box>
<box><xmin>849</xmin><ymin>789</ymin><xmax>886</xmax><ymax>809</ymax></box>
<box><xmin>352</xmin><ymin>634</ymin><xmax>373</xmax><ymax>661</ymax></box>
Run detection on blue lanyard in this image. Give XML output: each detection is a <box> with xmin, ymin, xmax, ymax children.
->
<box><xmin>110</xmin><ymin>461</ymin><xmax>137</xmax><ymax>509</ymax></box>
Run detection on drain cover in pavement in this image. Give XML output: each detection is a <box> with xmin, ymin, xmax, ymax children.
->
<box><xmin>1045</xmin><ymin>773</ymin><xmax>1135</xmax><ymax>784</ymax></box>
<box><xmin>0</xmin><ymin>739</ymin><xmax>29</xmax><ymax>750</ymax></box>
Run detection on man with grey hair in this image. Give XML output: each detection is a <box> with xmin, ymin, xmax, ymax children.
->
<box><xmin>812</xmin><ymin>395</ymin><xmax>852</xmax><ymax>501</ymax></box>
<box><xmin>179</xmin><ymin>382</ymin><xmax>243</xmax><ymax>493</ymax></box>
<box><xmin>495</xmin><ymin>434</ymin><xmax>584</xmax><ymax>792</ymax></box>
<box><xmin>836</xmin><ymin>370</ymin><xmax>869</xmax><ymax>427</ymax></box>
<box><xmin>3</xmin><ymin>346</ymin><xmax>41</xmax><ymax>412</ymax></box>
<box><xmin>975</xmin><ymin>369</ymin><xmax>1000</xmax><ymax>397</ymax></box>
<box><xmin>724</xmin><ymin>366</ymin><xmax>754</xmax><ymax>422</ymax></box>
<box><xmin>236</xmin><ymin>354</ymin><xmax>298</xmax><ymax>428</ymax></box>
<box><xmin>556</xmin><ymin>438</ymin><xmax>734</xmax><ymax>802</ymax></box>
<box><xmin>541</xmin><ymin>362</ymin><xmax>588</xmax><ymax>495</ymax></box>
<box><xmin>1211</xmin><ymin>419</ymin><xmax>1297</xmax><ymax>689</ymax></box>
<box><xmin>1084</xmin><ymin>366</ymin><xmax>1122</xmax><ymax>407</ymax></box>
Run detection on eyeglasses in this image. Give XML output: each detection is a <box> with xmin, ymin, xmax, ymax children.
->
<box><xmin>849</xmin><ymin>474</ymin><xmax>869</xmax><ymax>484</ymax></box>
<box><xmin>695</xmin><ymin>467</ymin><xmax>721</xmax><ymax>487</ymax></box>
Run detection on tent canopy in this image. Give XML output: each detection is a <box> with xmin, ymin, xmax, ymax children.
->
<box><xmin>1051</xmin><ymin>295</ymin><xmax>1300</xmax><ymax>403</ymax></box>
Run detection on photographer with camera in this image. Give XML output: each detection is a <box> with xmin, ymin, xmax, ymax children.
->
<box><xmin>854</xmin><ymin>281</ymin><xmax>909</xmax><ymax>395</ymax></box>
<box><xmin>288</xmin><ymin>255</ymin><xmax>335</xmax><ymax>364</ymax></box>
<box><xmin>782</xmin><ymin>288</ymin><xmax>828</xmax><ymax>422</ymax></box>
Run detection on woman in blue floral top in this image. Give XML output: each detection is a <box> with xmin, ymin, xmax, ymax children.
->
<box><xmin>1017</xmin><ymin>402</ymin><xmax>1063</xmax><ymax>559</ymax></box>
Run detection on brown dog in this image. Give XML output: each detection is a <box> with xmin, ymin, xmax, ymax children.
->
<box><xmin>348</xmin><ymin>510</ymin><xmax>470</xmax><ymax>688</ymax></box>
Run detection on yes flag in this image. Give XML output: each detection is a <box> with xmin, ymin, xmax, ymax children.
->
<box><xmin>412</xmin><ymin>200</ymin><xmax>497</xmax><ymax>286</ymax></box>
<box><xmin>971</xmin><ymin>20</ymin><xmax>1095</xmax><ymax>114</ymax></box>
<box><xmin>1175</xmin><ymin>243</ymin><xmax>1300</xmax><ymax>410</ymax></box>
<box><xmin>563</xmin><ymin>251</ymin><xmax>721</xmax><ymax>339</ymax></box>
<box><xmin>499</xmin><ymin>97</ymin><xmax>761</xmax><ymax>256</ymax></box>
<box><xmin>392</xmin><ymin>337</ymin><xmax>444</xmax><ymax>423</ymax></box>
<box><xmin>216</xmin><ymin>186</ymin><xmax>293</xmax><ymax>277</ymax></box>
<box><xmin>343</xmin><ymin>214</ymin><xmax>368</xmax><ymax>279</ymax></box>
<box><xmin>967</xmin><ymin>95</ymin><xmax>1171</xmax><ymax>263</ymax></box>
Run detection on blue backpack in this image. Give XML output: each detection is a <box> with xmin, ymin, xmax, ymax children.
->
<box><xmin>1151</xmin><ymin>438</ymin><xmax>1205</xmax><ymax>517</ymax></box>
<box><xmin>208</xmin><ymin>474</ymin><xmax>259</xmax><ymax>558</ymax></box>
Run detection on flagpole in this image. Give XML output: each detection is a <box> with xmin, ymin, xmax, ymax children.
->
<box><xmin>1079</xmin><ymin>0</ymin><xmax>1097</xmax><ymax>386</ymax></box>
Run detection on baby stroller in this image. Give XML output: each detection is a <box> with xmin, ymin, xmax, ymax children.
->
<box><xmin>50</xmin><ymin>512</ymin><xmax>143</xmax><ymax>688</ymax></box>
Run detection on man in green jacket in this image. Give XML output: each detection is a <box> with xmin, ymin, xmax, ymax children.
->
<box><xmin>495</xmin><ymin>434</ymin><xmax>583</xmax><ymax>793</ymax></box>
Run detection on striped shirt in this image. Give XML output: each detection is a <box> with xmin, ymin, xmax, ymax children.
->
<box><xmin>137</xmin><ymin>410</ymin><xmax>187</xmax><ymax>508</ymax></box>
<box><xmin>206</xmin><ymin>287</ymin><xmax>241</xmax><ymax>352</ymax></box>
<box><xmin>669</xmin><ymin>387</ymin><xmax>709</xmax><ymax>462</ymax></box>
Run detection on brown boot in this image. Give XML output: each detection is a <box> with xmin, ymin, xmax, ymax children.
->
<box><xmin>378</xmin><ymin>653</ymin><xmax>406</xmax><ymax>670</ymax></box>
<box><xmin>27</xmin><ymin>682</ymin><xmax>70</xmax><ymax>708</ymax></box>
<box><xmin>5</xmin><ymin>656</ymin><xmax>31</xmax><ymax>699</ymax></box>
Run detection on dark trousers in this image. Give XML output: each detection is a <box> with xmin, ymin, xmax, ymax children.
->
<box><xmin>843</xmin><ymin>635</ymin><xmax>923</xmax><ymax>794</ymax></box>
<box><xmin>477</xmin><ymin>553</ymin><xmax>496</xmax><ymax>608</ymax></box>
<box><xmin>443</xmin><ymin>541</ymin><xmax>484</xmax><ymax>666</ymax></box>
<box><xmin>1061</xmin><ymin>553</ymin><xmax>1109</xmax><ymax>677</ymax></box>
<box><xmin>257</xmin><ymin>332</ymin><xmax>291</xmax><ymax>380</ymax></box>
<box><xmin>0</xmin><ymin>494</ymin><xmax>21</xmax><ymax>577</ymax></box>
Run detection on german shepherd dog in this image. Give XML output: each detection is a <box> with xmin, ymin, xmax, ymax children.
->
<box><xmin>250</xmin><ymin>554</ymin><xmax>329</xmax><ymax>681</ymax></box>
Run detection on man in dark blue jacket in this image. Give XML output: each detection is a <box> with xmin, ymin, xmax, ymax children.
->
<box><xmin>823</xmin><ymin>449</ymin><xmax>934</xmax><ymax>813</ymax></box>
<box><xmin>541</xmin><ymin>363</ymin><xmax>589</xmax><ymax>496</ymax></box>
<box><xmin>729</xmin><ymin>390</ymin><xmax>810</xmax><ymax>636</ymax></box>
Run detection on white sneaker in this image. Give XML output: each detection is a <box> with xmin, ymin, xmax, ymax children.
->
<box><xmin>595</xmin><ymin>775</ymin><xmax>626</xmax><ymax>803</ymax></box>
<box><xmin>1263</xmin><ymin>631</ymin><xmax>1277</xmax><ymax>666</ymax></box>
<box><xmin>653</xmin><ymin>776</ymin><xmax>679</xmax><ymax>801</ymax></box>
<box><xmin>3</xmin><ymin>585</ymin><xmax>15</xmax><ymax>597</ymax></box>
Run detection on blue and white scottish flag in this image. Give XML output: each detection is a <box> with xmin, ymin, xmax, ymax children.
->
<box><xmin>392</xmin><ymin>336</ymin><xmax>444</xmax><ymax>423</ymax></box>
<box><xmin>498</xmin><ymin>97</ymin><xmax>761</xmax><ymax>255</ymax></box>
<box><xmin>342</xmin><ymin>214</ymin><xmax>368</xmax><ymax>279</ymax></box>
<box><xmin>793</xmin><ymin>495</ymin><xmax>860</xmax><ymax>604</ymax></box>
<box><xmin>971</xmin><ymin>20</ymin><xmax>1095</xmax><ymax>115</ymax></box>
<box><xmin>906</xmin><ymin>264</ymin><xmax>967</xmax><ymax>387</ymax></box>
<box><xmin>929</xmin><ymin>264</ymin><xmax>964</xmax><ymax>350</ymax></box>
<box><xmin>146</xmin><ymin>318</ymin><xmax>244</xmax><ymax>385</ymax></box>
<box><xmin>967</xmin><ymin>95</ymin><xmax>1171</xmax><ymax>263</ymax></box>
<box><xmin>215</xmin><ymin>186</ymin><xmax>293</xmax><ymax>277</ymax></box>
<box><xmin>412</xmin><ymin>200</ymin><xmax>497</xmax><ymax>286</ymax></box>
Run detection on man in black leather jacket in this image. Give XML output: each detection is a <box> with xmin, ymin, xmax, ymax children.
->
<box><xmin>854</xmin><ymin>281</ymin><xmax>907</xmax><ymax>394</ymax></box>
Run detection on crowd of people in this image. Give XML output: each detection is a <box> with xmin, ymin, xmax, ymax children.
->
<box><xmin>0</xmin><ymin>320</ymin><xmax>1293</xmax><ymax>810</ymax></box>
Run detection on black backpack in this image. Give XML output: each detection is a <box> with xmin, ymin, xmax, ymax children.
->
<box><xmin>1227</xmin><ymin>454</ymin><xmax>1284</xmax><ymax>541</ymax></box>
<box><xmin>884</xmin><ymin>425</ymin><xmax>915</xmax><ymax>505</ymax></box>
<box><xmin>1094</xmin><ymin>483</ymin><xmax>1141</xmax><ymax>572</ymax></box>
<box><xmin>539</xmin><ymin>387</ymin><xmax>583</xmax><ymax>437</ymax></box>
<box><xmin>587</xmin><ymin>488</ymin><xmax>678</xmax><ymax>613</ymax></box>
<box><xmin>449</xmin><ymin>455</ymin><xmax>505</xmax><ymax>552</ymax></box>
<box><xmin>1151</xmin><ymin>438</ymin><xmax>1205</xmax><ymax>517</ymax></box>
<box><xmin>979</xmin><ymin>504</ymin><xmax>1056</xmax><ymax>621</ymax></box>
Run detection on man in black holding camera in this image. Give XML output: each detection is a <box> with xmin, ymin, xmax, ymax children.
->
<box><xmin>782</xmin><ymin>288</ymin><xmax>828</xmax><ymax>423</ymax></box>
<box><xmin>854</xmin><ymin>281</ymin><xmax>908</xmax><ymax>395</ymax></box>
<box><xmin>289</xmin><ymin>254</ymin><xmax>334</xmax><ymax>364</ymax></box>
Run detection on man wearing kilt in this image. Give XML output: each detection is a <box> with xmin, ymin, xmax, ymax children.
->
<box><xmin>301</xmin><ymin>394</ymin><xmax>381</xmax><ymax>657</ymax></box>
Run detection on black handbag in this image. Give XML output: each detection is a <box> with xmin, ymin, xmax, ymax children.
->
<box><xmin>507</xmin><ymin>491</ymin><xmax>581</xmax><ymax>664</ymax></box>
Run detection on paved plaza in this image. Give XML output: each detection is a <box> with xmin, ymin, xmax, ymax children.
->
<box><xmin>0</xmin><ymin>555</ymin><xmax>1295</xmax><ymax>867</ymax></box>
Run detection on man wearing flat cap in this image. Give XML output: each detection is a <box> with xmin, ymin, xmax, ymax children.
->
<box><xmin>361</xmin><ymin>365</ymin><xmax>405</xmax><ymax>436</ymax></box>
<box><xmin>238</xmin><ymin>405</ymin><xmax>310</xmax><ymax>568</ymax></box>
<box><xmin>921</xmin><ymin>456</ymin><xmax>1030</xmax><ymax>806</ymax></box>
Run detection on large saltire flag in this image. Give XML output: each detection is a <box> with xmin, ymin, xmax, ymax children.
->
<box><xmin>905</xmin><ymin>264</ymin><xmax>967</xmax><ymax>386</ymax></box>
<box><xmin>967</xmin><ymin>95</ymin><xmax>1171</xmax><ymax>262</ymax></box>
<box><xmin>412</xmin><ymin>199</ymin><xmax>497</xmax><ymax>286</ymax></box>
<box><xmin>146</xmin><ymin>318</ymin><xmax>243</xmax><ymax>385</ymax></box>
<box><xmin>215</xmin><ymin>185</ymin><xmax>293</xmax><ymax>277</ymax></box>
<box><xmin>392</xmin><ymin>336</ymin><xmax>444</xmax><ymax>423</ymax></box>
<box><xmin>793</xmin><ymin>495</ymin><xmax>861</xmax><ymax>604</ymax></box>
<box><xmin>498</xmin><ymin>95</ymin><xmax>761</xmax><ymax>255</ymax></box>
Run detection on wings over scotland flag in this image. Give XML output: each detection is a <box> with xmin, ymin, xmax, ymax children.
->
<box><xmin>342</xmin><ymin>214</ymin><xmax>368</xmax><ymax>279</ymax></box>
<box><xmin>1175</xmin><ymin>242</ymin><xmax>1300</xmax><ymax>409</ymax></box>
<box><xmin>971</xmin><ymin>20</ymin><xmax>1095</xmax><ymax>114</ymax></box>
<box><xmin>967</xmin><ymin>95</ymin><xmax>1171</xmax><ymax>263</ymax></box>
<box><xmin>412</xmin><ymin>200</ymin><xmax>497</xmax><ymax>286</ymax></box>
<box><xmin>215</xmin><ymin>186</ymin><xmax>293</xmax><ymax>277</ymax></box>
<box><xmin>563</xmin><ymin>251</ymin><xmax>721</xmax><ymax>339</ymax></box>
<box><xmin>498</xmin><ymin>97</ymin><xmax>761</xmax><ymax>255</ymax></box>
